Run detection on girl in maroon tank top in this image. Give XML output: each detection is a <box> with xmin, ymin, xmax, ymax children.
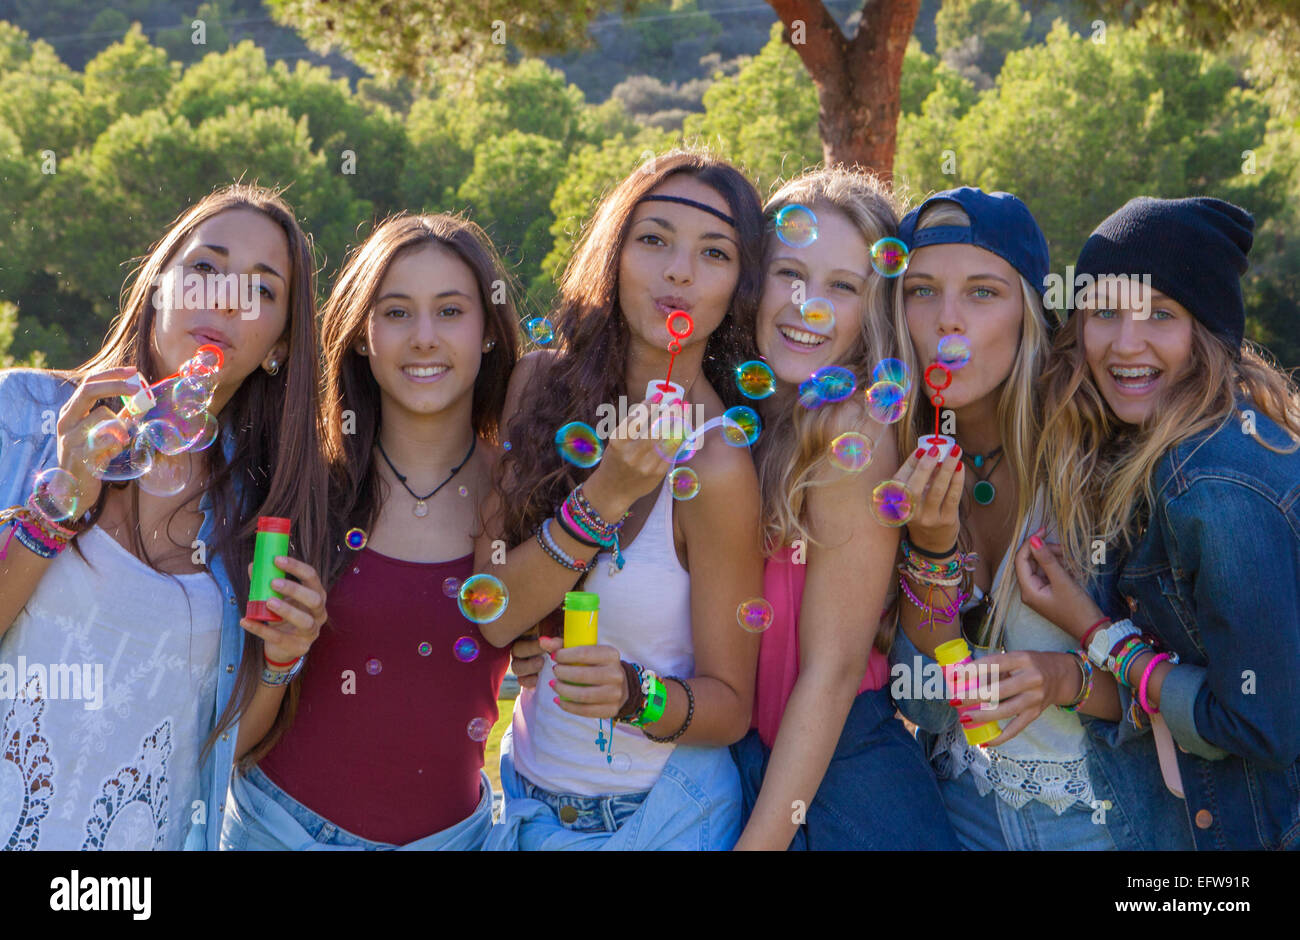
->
<box><xmin>220</xmin><ymin>214</ymin><xmax>521</xmax><ymax>850</ymax></box>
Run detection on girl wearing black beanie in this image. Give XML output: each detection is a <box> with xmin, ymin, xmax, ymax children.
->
<box><xmin>1020</xmin><ymin>195</ymin><xmax>1300</xmax><ymax>850</ymax></box>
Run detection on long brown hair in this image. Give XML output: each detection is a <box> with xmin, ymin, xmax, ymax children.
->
<box><xmin>320</xmin><ymin>212</ymin><xmax>521</xmax><ymax>584</ymax></box>
<box><xmin>1039</xmin><ymin>315</ymin><xmax>1300</xmax><ymax>577</ymax></box>
<box><xmin>495</xmin><ymin>148</ymin><xmax>765</xmax><ymax>547</ymax></box>
<box><xmin>70</xmin><ymin>183</ymin><xmax>330</xmax><ymax>768</ymax></box>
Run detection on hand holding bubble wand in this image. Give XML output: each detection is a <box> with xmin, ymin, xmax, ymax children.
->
<box><xmin>648</xmin><ymin>310</ymin><xmax>694</xmax><ymax>402</ymax></box>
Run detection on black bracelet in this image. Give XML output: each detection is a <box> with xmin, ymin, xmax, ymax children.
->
<box><xmin>643</xmin><ymin>676</ymin><xmax>694</xmax><ymax>743</ymax></box>
<box><xmin>553</xmin><ymin>509</ymin><xmax>601</xmax><ymax>547</ymax></box>
<box><xmin>906</xmin><ymin>537</ymin><xmax>958</xmax><ymax>560</ymax></box>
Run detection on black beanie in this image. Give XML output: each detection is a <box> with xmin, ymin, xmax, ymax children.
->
<box><xmin>1073</xmin><ymin>196</ymin><xmax>1254</xmax><ymax>349</ymax></box>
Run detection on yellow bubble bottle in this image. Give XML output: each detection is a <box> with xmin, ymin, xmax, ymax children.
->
<box><xmin>934</xmin><ymin>637</ymin><xmax>1001</xmax><ymax>747</ymax></box>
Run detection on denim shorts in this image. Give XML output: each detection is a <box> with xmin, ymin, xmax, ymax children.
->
<box><xmin>518</xmin><ymin>776</ymin><xmax>650</xmax><ymax>834</ymax></box>
<box><xmin>937</xmin><ymin>765</ymin><xmax>1117</xmax><ymax>851</ymax></box>
<box><xmin>731</xmin><ymin>687</ymin><xmax>961</xmax><ymax>850</ymax></box>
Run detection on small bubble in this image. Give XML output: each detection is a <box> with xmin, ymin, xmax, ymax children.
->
<box><xmin>669</xmin><ymin>466</ymin><xmax>700</xmax><ymax>500</ymax></box>
<box><xmin>32</xmin><ymin>467</ymin><xmax>80</xmax><ymax>522</ymax></box>
<box><xmin>800</xmin><ymin>298</ymin><xmax>835</xmax><ymax>333</ymax></box>
<box><xmin>418</xmin><ymin>641</ymin><xmax>432</xmax><ymax>656</ymax></box>
<box><xmin>458</xmin><ymin>485</ymin><xmax>469</xmax><ymax>498</ymax></box>
<box><xmin>453</xmin><ymin>636</ymin><xmax>481</xmax><ymax>663</ymax></box>
<box><xmin>457</xmin><ymin>574</ymin><xmax>508</xmax><ymax>624</ymax></box>
<box><xmin>467</xmin><ymin>717</ymin><xmax>491</xmax><ymax>742</ymax></box>
<box><xmin>737</xmin><ymin>598</ymin><xmax>774</xmax><ymax>633</ymax></box>
<box><xmin>872</xmin><ymin>480</ymin><xmax>913</xmax><ymax>527</ymax></box>
<box><xmin>365</xmin><ymin>658</ymin><xmax>382</xmax><ymax>676</ymax></box>
<box><xmin>735</xmin><ymin>360</ymin><xmax>776</xmax><ymax>400</ymax></box>
<box><xmin>829</xmin><ymin>432</ymin><xmax>873</xmax><ymax>472</ymax></box>
<box><xmin>870</xmin><ymin>237</ymin><xmax>909</xmax><ymax>277</ymax></box>
<box><xmin>555</xmin><ymin>421</ymin><xmax>603</xmax><ymax>468</ymax></box>
<box><xmin>442</xmin><ymin>576</ymin><xmax>461</xmax><ymax>598</ymax></box>
<box><xmin>937</xmin><ymin>334</ymin><xmax>972</xmax><ymax>371</ymax></box>
<box><xmin>345</xmin><ymin>527</ymin><xmax>367</xmax><ymax>550</ymax></box>
<box><xmin>524</xmin><ymin>317</ymin><xmax>555</xmax><ymax>344</ymax></box>
<box><xmin>721</xmin><ymin>406</ymin><xmax>761</xmax><ymax>447</ymax></box>
<box><xmin>610</xmin><ymin>752</ymin><xmax>632</xmax><ymax>774</ymax></box>
<box><xmin>775</xmin><ymin>204</ymin><xmax>818</xmax><ymax>248</ymax></box>
<box><xmin>866</xmin><ymin>381</ymin><xmax>909</xmax><ymax>424</ymax></box>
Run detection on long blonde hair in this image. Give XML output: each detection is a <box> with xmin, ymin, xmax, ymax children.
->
<box><xmin>892</xmin><ymin>201</ymin><xmax>1055</xmax><ymax>648</ymax></box>
<box><xmin>755</xmin><ymin>167</ymin><xmax>902</xmax><ymax>552</ymax></box>
<box><xmin>1039</xmin><ymin>315</ymin><xmax>1300</xmax><ymax>577</ymax></box>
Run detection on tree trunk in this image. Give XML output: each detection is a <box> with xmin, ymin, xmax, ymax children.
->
<box><xmin>769</xmin><ymin>0</ymin><xmax>921</xmax><ymax>179</ymax></box>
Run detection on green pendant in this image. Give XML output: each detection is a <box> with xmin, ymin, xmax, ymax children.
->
<box><xmin>973</xmin><ymin>480</ymin><xmax>996</xmax><ymax>505</ymax></box>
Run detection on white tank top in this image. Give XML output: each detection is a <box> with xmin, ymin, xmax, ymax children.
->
<box><xmin>0</xmin><ymin>526</ymin><xmax>222</xmax><ymax>849</ymax></box>
<box><xmin>511</xmin><ymin>474</ymin><xmax>694</xmax><ymax>796</ymax></box>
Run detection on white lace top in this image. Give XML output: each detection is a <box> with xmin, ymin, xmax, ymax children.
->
<box><xmin>1</xmin><ymin>526</ymin><xmax>222</xmax><ymax>850</ymax></box>
<box><xmin>931</xmin><ymin>500</ymin><xmax>1096</xmax><ymax>815</ymax></box>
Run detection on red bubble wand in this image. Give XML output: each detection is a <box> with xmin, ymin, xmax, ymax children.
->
<box><xmin>648</xmin><ymin>310</ymin><xmax>694</xmax><ymax>400</ymax></box>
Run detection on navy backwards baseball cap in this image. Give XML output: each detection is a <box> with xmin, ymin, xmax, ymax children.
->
<box><xmin>898</xmin><ymin>187</ymin><xmax>1051</xmax><ymax>301</ymax></box>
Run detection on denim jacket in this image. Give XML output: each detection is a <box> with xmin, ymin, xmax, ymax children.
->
<box><xmin>0</xmin><ymin>369</ymin><xmax>244</xmax><ymax>851</ymax></box>
<box><xmin>1105</xmin><ymin>403</ymin><xmax>1300</xmax><ymax>851</ymax></box>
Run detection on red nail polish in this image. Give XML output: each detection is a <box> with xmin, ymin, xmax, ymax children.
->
<box><xmin>960</xmin><ymin>715</ymin><xmax>973</xmax><ymax>724</ymax></box>
<box><xmin>548</xmin><ymin>679</ymin><xmax>556</xmax><ymax>689</ymax></box>
<box><xmin>928</xmin><ymin>446</ymin><xmax>939</xmax><ymax>457</ymax></box>
<box><xmin>553</xmin><ymin>696</ymin><xmax>561</xmax><ymax>705</ymax></box>
<box><xmin>949</xmin><ymin>698</ymin><xmax>961</xmax><ymax>706</ymax></box>
<box><xmin>956</xmin><ymin>461</ymin><xmax>965</xmax><ymax>471</ymax></box>
<box><xmin>951</xmin><ymin>445</ymin><xmax>961</xmax><ymax>458</ymax></box>
<box><xmin>915</xmin><ymin>448</ymin><xmax>925</xmax><ymax>459</ymax></box>
<box><xmin>1030</xmin><ymin>535</ymin><xmax>1043</xmax><ymax>550</ymax></box>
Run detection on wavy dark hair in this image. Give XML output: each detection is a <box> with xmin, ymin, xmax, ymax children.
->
<box><xmin>68</xmin><ymin>183</ymin><xmax>331</xmax><ymax>769</ymax></box>
<box><xmin>320</xmin><ymin>212</ymin><xmax>521</xmax><ymax>585</ymax></box>
<box><xmin>495</xmin><ymin>149</ymin><xmax>765</xmax><ymax>547</ymax></box>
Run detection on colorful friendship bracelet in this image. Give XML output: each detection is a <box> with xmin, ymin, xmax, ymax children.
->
<box><xmin>1059</xmin><ymin>649</ymin><xmax>1094</xmax><ymax>712</ymax></box>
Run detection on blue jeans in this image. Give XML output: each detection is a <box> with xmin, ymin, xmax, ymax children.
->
<box><xmin>731</xmin><ymin>687</ymin><xmax>961</xmax><ymax>850</ymax></box>
<box><xmin>220</xmin><ymin>765</ymin><xmax>495</xmax><ymax>851</ymax></box>
<box><xmin>938</xmin><ymin>766</ymin><xmax>1117</xmax><ymax>851</ymax></box>
<box><xmin>485</xmin><ymin>726</ymin><xmax>742</xmax><ymax>850</ymax></box>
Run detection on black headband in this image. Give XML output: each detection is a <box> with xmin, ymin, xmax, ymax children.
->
<box><xmin>637</xmin><ymin>194</ymin><xmax>735</xmax><ymax>228</ymax></box>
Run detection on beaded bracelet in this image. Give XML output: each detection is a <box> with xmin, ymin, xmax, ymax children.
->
<box><xmin>1</xmin><ymin>506</ymin><xmax>68</xmax><ymax>560</ymax></box>
<box><xmin>534</xmin><ymin>518</ymin><xmax>593</xmax><ymax>572</ymax></box>
<box><xmin>898</xmin><ymin>564</ymin><xmax>965</xmax><ymax>588</ymax></box>
<box><xmin>1059</xmin><ymin>649</ymin><xmax>1094</xmax><ymax>712</ymax></box>
<box><xmin>556</xmin><ymin>502</ymin><xmax>601</xmax><ymax>547</ymax></box>
<box><xmin>1112</xmin><ymin>638</ymin><xmax>1149</xmax><ymax>687</ymax></box>
<box><xmin>644</xmin><ymin>676</ymin><xmax>694</xmax><ymax>743</ymax></box>
<box><xmin>898</xmin><ymin>574</ymin><xmax>969</xmax><ymax>627</ymax></box>
<box><xmin>564</xmin><ymin>486</ymin><xmax>630</xmax><ymax>572</ymax></box>
<box><xmin>900</xmin><ymin>539</ymin><xmax>962</xmax><ymax>575</ymax></box>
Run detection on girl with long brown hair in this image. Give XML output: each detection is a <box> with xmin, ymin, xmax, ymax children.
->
<box><xmin>1016</xmin><ymin>196</ymin><xmax>1300</xmax><ymax>850</ymax></box>
<box><xmin>0</xmin><ymin>184</ymin><xmax>330</xmax><ymax>851</ymax></box>
<box><xmin>479</xmin><ymin>149</ymin><xmax>766</xmax><ymax>850</ymax></box>
<box><xmin>219</xmin><ymin>213</ymin><xmax>520</xmax><ymax>850</ymax></box>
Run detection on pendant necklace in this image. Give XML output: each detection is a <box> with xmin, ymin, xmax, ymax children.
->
<box><xmin>377</xmin><ymin>434</ymin><xmax>476</xmax><ymax>518</ymax></box>
<box><xmin>961</xmin><ymin>445</ymin><xmax>1003</xmax><ymax>506</ymax></box>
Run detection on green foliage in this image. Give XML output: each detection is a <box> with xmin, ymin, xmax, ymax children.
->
<box><xmin>0</xmin><ymin>300</ymin><xmax>46</xmax><ymax>368</ymax></box>
<box><xmin>935</xmin><ymin>0</ymin><xmax>1030</xmax><ymax>78</ymax></box>
<box><xmin>682</xmin><ymin>24</ymin><xmax>820</xmax><ymax>196</ymax></box>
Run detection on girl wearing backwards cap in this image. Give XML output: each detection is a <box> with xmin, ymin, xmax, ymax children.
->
<box><xmin>887</xmin><ymin>187</ymin><xmax>1191</xmax><ymax>850</ymax></box>
<box><xmin>1018</xmin><ymin>196</ymin><xmax>1300</xmax><ymax>851</ymax></box>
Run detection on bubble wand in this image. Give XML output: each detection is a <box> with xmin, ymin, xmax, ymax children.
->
<box><xmin>646</xmin><ymin>310</ymin><xmax>694</xmax><ymax>402</ymax></box>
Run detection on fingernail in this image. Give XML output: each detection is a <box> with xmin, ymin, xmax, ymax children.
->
<box><xmin>650</xmin><ymin>392</ymin><xmax>664</xmax><ymax>404</ymax></box>
<box><xmin>949</xmin><ymin>698</ymin><xmax>961</xmax><ymax>706</ymax></box>
<box><xmin>553</xmin><ymin>696</ymin><xmax>561</xmax><ymax>705</ymax></box>
<box><xmin>951</xmin><ymin>445</ymin><xmax>961</xmax><ymax>458</ymax></box>
<box><xmin>960</xmin><ymin>715</ymin><xmax>973</xmax><ymax>724</ymax></box>
<box><xmin>548</xmin><ymin>679</ymin><xmax>556</xmax><ymax>689</ymax></box>
<box><xmin>1030</xmin><ymin>535</ymin><xmax>1043</xmax><ymax>550</ymax></box>
<box><xmin>928</xmin><ymin>446</ymin><xmax>939</xmax><ymax>457</ymax></box>
<box><xmin>271</xmin><ymin>578</ymin><xmax>285</xmax><ymax>588</ymax></box>
<box><xmin>915</xmin><ymin>448</ymin><xmax>925</xmax><ymax>458</ymax></box>
<box><xmin>978</xmin><ymin>742</ymin><xmax>988</xmax><ymax>748</ymax></box>
<box><xmin>956</xmin><ymin>461</ymin><xmax>964</xmax><ymax>471</ymax></box>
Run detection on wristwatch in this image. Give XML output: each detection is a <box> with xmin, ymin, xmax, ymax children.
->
<box><xmin>1086</xmin><ymin>618</ymin><xmax>1138</xmax><ymax>670</ymax></box>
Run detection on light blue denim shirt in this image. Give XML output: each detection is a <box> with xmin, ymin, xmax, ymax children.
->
<box><xmin>0</xmin><ymin>369</ymin><xmax>244</xmax><ymax>851</ymax></box>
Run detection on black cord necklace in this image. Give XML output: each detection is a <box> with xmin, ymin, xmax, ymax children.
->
<box><xmin>960</xmin><ymin>445</ymin><xmax>1004</xmax><ymax>506</ymax></box>
<box><xmin>376</xmin><ymin>434</ymin><xmax>476</xmax><ymax>518</ymax></box>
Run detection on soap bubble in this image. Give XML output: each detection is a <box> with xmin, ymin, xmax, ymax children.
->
<box><xmin>800</xmin><ymin>298</ymin><xmax>836</xmax><ymax>333</ymax></box>
<box><xmin>442</xmin><ymin>576</ymin><xmax>461</xmax><ymax>598</ymax></box>
<box><xmin>651</xmin><ymin>407</ymin><xmax>697</xmax><ymax>463</ymax></box>
<box><xmin>467</xmin><ymin>717</ymin><xmax>491</xmax><ymax>742</ymax></box>
<box><xmin>610</xmin><ymin>752</ymin><xmax>632</xmax><ymax>774</ymax></box>
<box><xmin>872</xmin><ymin>480</ymin><xmax>913</xmax><ymax>526</ymax></box>
<box><xmin>174</xmin><ymin>411</ymin><xmax>219</xmax><ymax>453</ymax></box>
<box><xmin>136</xmin><ymin>451</ymin><xmax>190</xmax><ymax>497</ymax></box>
<box><xmin>366</xmin><ymin>658</ymin><xmax>383</xmax><ymax>676</ymax></box>
<box><xmin>870</xmin><ymin>237</ymin><xmax>909</xmax><ymax>277</ymax></box>
<box><xmin>97</xmin><ymin>434</ymin><xmax>155</xmax><ymax>482</ymax></box>
<box><xmin>810</xmin><ymin>366</ymin><xmax>856</xmax><ymax>403</ymax></box>
<box><xmin>345</xmin><ymin>528</ymin><xmax>367</xmax><ymax>550</ymax></box>
<box><xmin>418</xmin><ymin>641</ymin><xmax>432</xmax><ymax>656</ymax></box>
<box><xmin>458</xmin><ymin>485</ymin><xmax>469</xmax><ymax>498</ymax></box>
<box><xmin>84</xmin><ymin>418</ymin><xmax>132</xmax><ymax>475</ymax></box>
<box><xmin>720</xmin><ymin>406</ymin><xmax>760</xmax><ymax>447</ymax></box>
<box><xmin>141</xmin><ymin>419</ymin><xmax>189</xmax><ymax>457</ymax></box>
<box><xmin>774</xmin><ymin>204</ymin><xmax>818</xmax><ymax>248</ymax></box>
<box><xmin>525</xmin><ymin>317</ymin><xmax>555</xmax><ymax>345</ymax></box>
<box><xmin>458</xmin><ymin>573</ymin><xmax>509</xmax><ymax>624</ymax></box>
<box><xmin>453</xmin><ymin>636</ymin><xmax>481</xmax><ymax>663</ymax></box>
<box><xmin>797</xmin><ymin>378</ymin><xmax>826</xmax><ymax>410</ymax></box>
<box><xmin>866</xmin><ymin>381</ymin><xmax>909</xmax><ymax>424</ymax></box>
<box><xmin>735</xmin><ymin>360</ymin><xmax>776</xmax><ymax>400</ymax></box>
<box><xmin>937</xmin><ymin>335</ymin><xmax>972</xmax><ymax>371</ymax></box>
<box><xmin>555</xmin><ymin>422</ymin><xmax>603</xmax><ymax>468</ymax></box>
<box><xmin>872</xmin><ymin>358</ymin><xmax>910</xmax><ymax>390</ymax></box>
<box><xmin>32</xmin><ymin>467</ymin><xmax>80</xmax><ymax>522</ymax></box>
<box><xmin>736</xmin><ymin>598</ymin><xmax>775</xmax><ymax>634</ymax></box>
<box><xmin>669</xmin><ymin>467</ymin><xmax>700</xmax><ymax>500</ymax></box>
<box><xmin>829</xmin><ymin>432</ymin><xmax>873</xmax><ymax>473</ymax></box>
<box><xmin>180</xmin><ymin>344</ymin><xmax>224</xmax><ymax>378</ymax></box>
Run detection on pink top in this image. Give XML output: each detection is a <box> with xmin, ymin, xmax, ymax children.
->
<box><xmin>752</xmin><ymin>544</ymin><xmax>891</xmax><ymax>749</ymax></box>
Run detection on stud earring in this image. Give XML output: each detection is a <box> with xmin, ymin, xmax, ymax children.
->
<box><xmin>359</xmin><ymin>343</ymin><xmax>367</xmax><ymax>354</ymax></box>
<box><xmin>265</xmin><ymin>359</ymin><xmax>280</xmax><ymax>376</ymax></box>
<box><xmin>483</xmin><ymin>340</ymin><xmax>495</xmax><ymax>352</ymax></box>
